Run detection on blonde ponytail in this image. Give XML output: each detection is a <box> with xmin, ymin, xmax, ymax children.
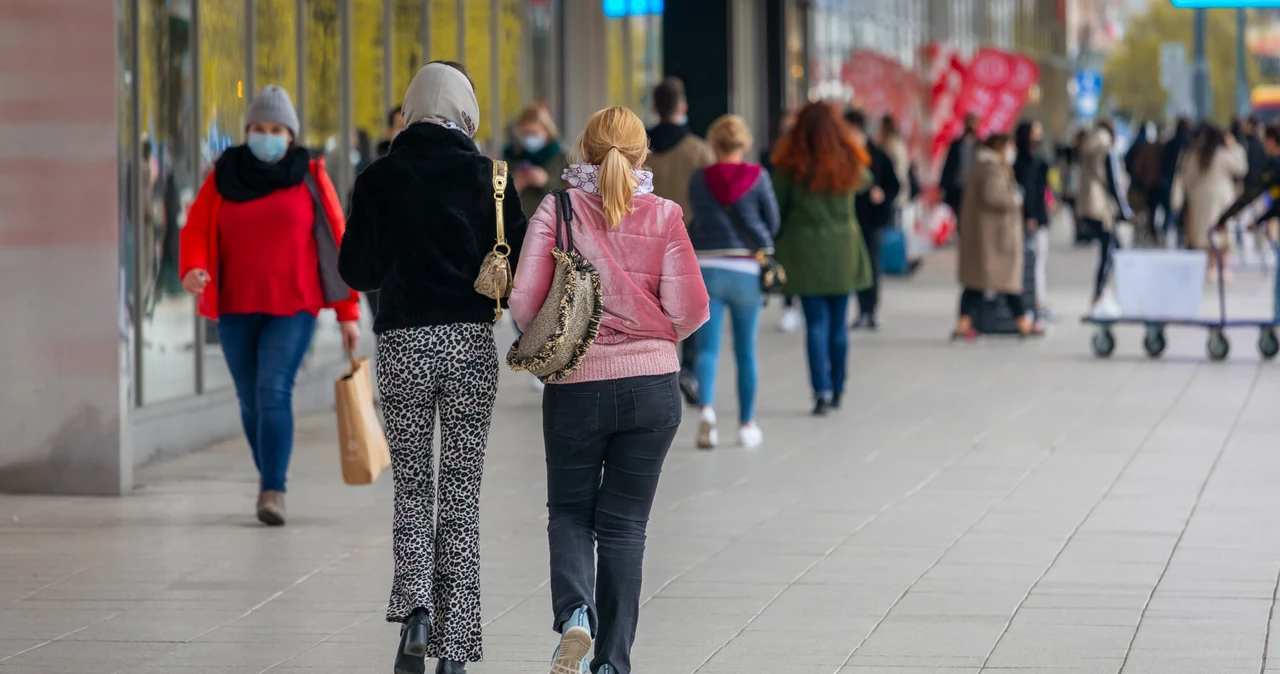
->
<box><xmin>575</xmin><ymin>106</ymin><xmax>648</xmax><ymax>229</ymax></box>
<box><xmin>598</xmin><ymin>146</ymin><xmax>639</xmax><ymax>228</ymax></box>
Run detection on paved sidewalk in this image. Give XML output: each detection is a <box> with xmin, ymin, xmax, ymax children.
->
<box><xmin>5</xmin><ymin>246</ymin><xmax>1280</xmax><ymax>673</ymax></box>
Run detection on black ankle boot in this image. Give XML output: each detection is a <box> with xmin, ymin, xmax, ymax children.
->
<box><xmin>395</xmin><ymin>610</ymin><xmax>429</xmax><ymax>674</ymax></box>
<box><xmin>436</xmin><ymin>660</ymin><xmax>467</xmax><ymax>674</ymax></box>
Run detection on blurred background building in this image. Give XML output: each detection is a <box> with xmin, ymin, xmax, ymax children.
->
<box><xmin>1</xmin><ymin>0</ymin><xmax>1074</xmax><ymax>494</ymax></box>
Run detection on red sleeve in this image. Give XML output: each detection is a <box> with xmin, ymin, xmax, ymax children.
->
<box><xmin>658</xmin><ymin>204</ymin><xmax>710</xmax><ymax>341</ymax></box>
<box><xmin>179</xmin><ymin>173</ymin><xmax>217</xmax><ymax>277</ymax></box>
<box><xmin>313</xmin><ymin>161</ymin><xmax>361</xmax><ymax>323</ymax></box>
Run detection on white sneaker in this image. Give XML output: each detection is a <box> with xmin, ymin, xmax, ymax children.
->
<box><xmin>697</xmin><ymin>407</ymin><xmax>718</xmax><ymax>449</ymax></box>
<box><xmin>530</xmin><ymin>374</ymin><xmax>546</xmax><ymax>393</ymax></box>
<box><xmin>1091</xmin><ymin>292</ymin><xmax>1122</xmax><ymax>320</ymax></box>
<box><xmin>738</xmin><ymin>423</ymin><xmax>763</xmax><ymax>449</ymax></box>
<box><xmin>779</xmin><ymin>307</ymin><xmax>803</xmax><ymax>333</ymax></box>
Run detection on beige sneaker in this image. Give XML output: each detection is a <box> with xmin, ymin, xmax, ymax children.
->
<box><xmin>696</xmin><ymin>407</ymin><xmax>718</xmax><ymax>450</ymax></box>
<box><xmin>256</xmin><ymin>490</ymin><xmax>286</xmax><ymax>526</ymax></box>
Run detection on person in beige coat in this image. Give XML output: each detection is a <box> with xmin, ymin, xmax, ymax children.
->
<box><xmin>1075</xmin><ymin>121</ymin><xmax>1134</xmax><ymax>311</ymax></box>
<box><xmin>1173</xmin><ymin>124</ymin><xmax>1247</xmax><ymax>275</ymax></box>
<box><xmin>952</xmin><ymin>134</ymin><xmax>1042</xmax><ymax>340</ymax></box>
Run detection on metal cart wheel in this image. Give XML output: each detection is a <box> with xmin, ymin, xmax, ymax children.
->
<box><xmin>1091</xmin><ymin>325</ymin><xmax>1116</xmax><ymax>358</ymax></box>
<box><xmin>1142</xmin><ymin>323</ymin><xmax>1167</xmax><ymax>358</ymax></box>
<box><xmin>1207</xmin><ymin>327</ymin><xmax>1230</xmax><ymax>361</ymax></box>
<box><xmin>1260</xmin><ymin>328</ymin><xmax>1279</xmax><ymax>360</ymax></box>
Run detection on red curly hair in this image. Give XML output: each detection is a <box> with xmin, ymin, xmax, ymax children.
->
<box><xmin>770</xmin><ymin>102</ymin><xmax>870</xmax><ymax>193</ymax></box>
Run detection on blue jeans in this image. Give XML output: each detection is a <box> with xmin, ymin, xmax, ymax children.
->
<box><xmin>218</xmin><ymin>312</ymin><xmax>317</xmax><ymax>492</ymax></box>
<box><xmin>544</xmin><ymin>374</ymin><xmax>680</xmax><ymax>674</ymax></box>
<box><xmin>693</xmin><ymin>267</ymin><xmax>762</xmax><ymax>423</ymax></box>
<box><xmin>799</xmin><ymin>295</ymin><xmax>850</xmax><ymax>399</ymax></box>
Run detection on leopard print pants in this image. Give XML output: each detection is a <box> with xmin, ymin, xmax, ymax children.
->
<box><xmin>377</xmin><ymin>323</ymin><xmax>499</xmax><ymax>663</ymax></box>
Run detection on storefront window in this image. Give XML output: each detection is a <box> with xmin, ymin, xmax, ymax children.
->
<box><xmin>353</xmin><ymin>0</ymin><xmax>386</xmax><ymax>174</ymax></box>
<box><xmin>199</xmin><ymin>0</ymin><xmax>247</xmax><ymax>170</ymax></box>
<box><xmin>138</xmin><ymin>0</ymin><xmax>198</xmax><ymax>404</ymax></box>
<box><xmin>630</xmin><ymin>15</ymin><xmax>662</xmax><ymax>122</ymax></box>
<box><xmin>498</xmin><ymin>0</ymin><xmax>527</xmax><ymax>137</ymax></box>
<box><xmin>198</xmin><ymin>0</ymin><xmax>247</xmax><ymax>393</ymax></box>
<box><xmin>120</xmin><ymin>0</ymin><xmax>137</xmax><ymax>403</ymax></box>
<box><xmin>465</xmin><ymin>0</ymin><xmax>494</xmax><ymax>147</ymax></box>
<box><xmin>431</xmin><ymin>0</ymin><xmax>459</xmax><ymax>61</ymax></box>
<box><xmin>256</xmin><ymin>0</ymin><xmax>298</xmax><ymax>94</ymax></box>
<box><xmin>392</xmin><ymin>0</ymin><xmax>426</xmax><ymax>113</ymax></box>
<box><xmin>526</xmin><ymin>0</ymin><xmax>555</xmax><ymax>107</ymax></box>
<box><xmin>606</xmin><ymin>18</ymin><xmax>626</xmax><ymax>112</ymax></box>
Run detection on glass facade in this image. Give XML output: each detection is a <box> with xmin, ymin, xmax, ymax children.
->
<box><xmin>118</xmin><ymin>0</ymin><xmax>660</xmax><ymax>411</ymax></box>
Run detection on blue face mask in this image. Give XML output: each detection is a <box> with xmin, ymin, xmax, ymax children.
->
<box><xmin>247</xmin><ymin>132</ymin><xmax>289</xmax><ymax>163</ymax></box>
<box><xmin>521</xmin><ymin>134</ymin><xmax>547</xmax><ymax>153</ymax></box>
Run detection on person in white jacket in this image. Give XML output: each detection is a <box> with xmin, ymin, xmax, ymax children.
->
<box><xmin>1174</xmin><ymin>124</ymin><xmax>1248</xmax><ymax>277</ymax></box>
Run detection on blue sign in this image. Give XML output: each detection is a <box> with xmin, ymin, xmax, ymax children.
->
<box><xmin>1074</xmin><ymin>69</ymin><xmax>1103</xmax><ymax>119</ymax></box>
<box><xmin>603</xmin><ymin>0</ymin><xmax>663</xmax><ymax>18</ymax></box>
<box><xmin>1172</xmin><ymin>1</ymin><xmax>1280</xmax><ymax>7</ymax></box>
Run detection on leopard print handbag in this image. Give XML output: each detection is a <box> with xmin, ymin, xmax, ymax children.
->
<box><xmin>474</xmin><ymin>160</ymin><xmax>513</xmax><ymax>320</ymax></box>
<box><xmin>506</xmin><ymin>190</ymin><xmax>603</xmax><ymax>383</ymax></box>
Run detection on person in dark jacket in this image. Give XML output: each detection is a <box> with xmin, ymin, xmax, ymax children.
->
<box><xmin>1014</xmin><ymin>120</ymin><xmax>1051</xmax><ymax>323</ymax></box>
<box><xmin>939</xmin><ymin>114</ymin><xmax>981</xmax><ymax>216</ymax></box>
<box><xmin>1215</xmin><ymin>122</ymin><xmax>1280</xmax><ymax>319</ymax></box>
<box><xmin>1124</xmin><ymin>121</ymin><xmax>1165</xmax><ymax>245</ymax></box>
<box><xmin>1161</xmin><ymin>118</ymin><xmax>1193</xmax><ymax>243</ymax></box>
<box><xmin>339</xmin><ymin>61</ymin><xmax>528</xmax><ymax>674</ymax></box>
<box><xmin>844</xmin><ymin>109</ymin><xmax>900</xmax><ymax>330</ymax></box>
<box><xmin>687</xmin><ymin>114</ymin><xmax>780</xmax><ymax>450</ymax></box>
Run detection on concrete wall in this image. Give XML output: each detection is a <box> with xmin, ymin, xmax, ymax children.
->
<box><xmin>0</xmin><ymin>0</ymin><xmax>131</xmax><ymax>494</ymax></box>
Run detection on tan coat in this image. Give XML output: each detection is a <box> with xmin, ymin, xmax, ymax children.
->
<box><xmin>647</xmin><ymin>134</ymin><xmax>714</xmax><ymax>226</ymax></box>
<box><xmin>1075</xmin><ymin>128</ymin><xmax>1123</xmax><ymax>230</ymax></box>
<box><xmin>958</xmin><ymin>148</ymin><xmax>1025</xmax><ymax>295</ymax></box>
<box><xmin>1173</xmin><ymin>143</ymin><xmax>1247</xmax><ymax>250</ymax></box>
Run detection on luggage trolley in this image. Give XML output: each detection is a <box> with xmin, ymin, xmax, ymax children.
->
<box><xmin>1082</xmin><ymin>208</ymin><xmax>1280</xmax><ymax>362</ymax></box>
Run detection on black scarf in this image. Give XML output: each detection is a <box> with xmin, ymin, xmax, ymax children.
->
<box><xmin>214</xmin><ymin>145</ymin><xmax>311</xmax><ymax>203</ymax></box>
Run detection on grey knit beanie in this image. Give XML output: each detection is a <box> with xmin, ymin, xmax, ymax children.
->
<box><xmin>246</xmin><ymin>86</ymin><xmax>300</xmax><ymax>138</ymax></box>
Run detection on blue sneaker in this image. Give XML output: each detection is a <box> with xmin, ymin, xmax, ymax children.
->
<box><xmin>549</xmin><ymin>605</ymin><xmax>592</xmax><ymax>674</ymax></box>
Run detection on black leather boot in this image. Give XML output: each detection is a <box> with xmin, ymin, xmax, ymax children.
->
<box><xmin>394</xmin><ymin>610</ymin><xmax>429</xmax><ymax>674</ymax></box>
<box><xmin>436</xmin><ymin>660</ymin><xmax>467</xmax><ymax>674</ymax></box>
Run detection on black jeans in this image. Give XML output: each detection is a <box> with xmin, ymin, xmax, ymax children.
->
<box><xmin>959</xmin><ymin>288</ymin><xmax>1026</xmax><ymax>319</ymax></box>
<box><xmin>1085</xmin><ymin>218</ymin><xmax>1118</xmax><ymax>299</ymax></box>
<box><xmin>856</xmin><ymin>226</ymin><xmax>883</xmax><ymax>317</ymax></box>
<box><xmin>544</xmin><ymin>374</ymin><xmax>681</xmax><ymax>674</ymax></box>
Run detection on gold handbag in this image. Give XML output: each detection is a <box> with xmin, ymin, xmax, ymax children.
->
<box><xmin>474</xmin><ymin>160</ymin><xmax>513</xmax><ymax>320</ymax></box>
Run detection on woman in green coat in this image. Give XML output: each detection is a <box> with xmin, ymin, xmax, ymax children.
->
<box><xmin>504</xmin><ymin>104</ymin><xmax>568</xmax><ymax>219</ymax></box>
<box><xmin>772</xmin><ymin>102</ymin><xmax>874</xmax><ymax>416</ymax></box>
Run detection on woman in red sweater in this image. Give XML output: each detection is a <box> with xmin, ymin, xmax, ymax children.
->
<box><xmin>180</xmin><ymin>86</ymin><xmax>360</xmax><ymax>527</ymax></box>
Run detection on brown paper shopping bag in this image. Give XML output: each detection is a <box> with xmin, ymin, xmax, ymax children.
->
<box><xmin>334</xmin><ymin>356</ymin><xmax>391</xmax><ymax>485</ymax></box>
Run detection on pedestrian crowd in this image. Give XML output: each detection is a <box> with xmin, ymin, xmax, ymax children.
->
<box><xmin>179</xmin><ymin>57</ymin><xmax>1185</xmax><ymax>674</ymax></box>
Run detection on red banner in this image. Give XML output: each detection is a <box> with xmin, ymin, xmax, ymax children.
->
<box><xmin>979</xmin><ymin>54</ymin><xmax>1040</xmax><ymax>137</ymax></box>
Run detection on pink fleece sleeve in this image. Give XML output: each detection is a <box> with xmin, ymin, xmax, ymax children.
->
<box><xmin>508</xmin><ymin>194</ymin><xmax>559</xmax><ymax>331</ymax></box>
<box><xmin>659</xmin><ymin>206</ymin><xmax>710</xmax><ymax>341</ymax></box>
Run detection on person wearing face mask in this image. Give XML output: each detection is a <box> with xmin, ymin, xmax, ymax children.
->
<box><xmin>952</xmin><ymin>134</ymin><xmax>1043</xmax><ymax>340</ymax></box>
<box><xmin>646</xmin><ymin>76</ymin><xmax>715</xmax><ymax>407</ymax></box>
<box><xmin>503</xmin><ymin>105</ymin><xmax>567</xmax><ymax>218</ymax></box>
<box><xmin>180</xmin><ymin>85</ymin><xmax>362</xmax><ymax>527</ymax></box>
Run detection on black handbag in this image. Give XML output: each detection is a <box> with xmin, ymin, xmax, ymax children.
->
<box><xmin>721</xmin><ymin>204</ymin><xmax>787</xmax><ymax>293</ymax></box>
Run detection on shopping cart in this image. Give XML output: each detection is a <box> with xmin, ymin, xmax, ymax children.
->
<box><xmin>1082</xmin><ymin>193</ymin><xmax>1280</xmax><ymax>362</ymax></box>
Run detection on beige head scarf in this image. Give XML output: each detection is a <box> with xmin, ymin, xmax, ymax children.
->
<box><xmin>402</xmin><ymin>63</ymin><xmax>480</xmax><ymax>138</ymax></box>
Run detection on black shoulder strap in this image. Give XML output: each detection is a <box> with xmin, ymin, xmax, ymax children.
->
<box><xmin>553</xmin><ymin>189</ymin><xmax>575</xmax><ymax>253</ymax></box>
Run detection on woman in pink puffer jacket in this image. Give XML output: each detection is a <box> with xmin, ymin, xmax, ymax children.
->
<box><xmin>509</xmin><ymin>106</ymin><xmax>709</xmax><ymax>674</ymax></box>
